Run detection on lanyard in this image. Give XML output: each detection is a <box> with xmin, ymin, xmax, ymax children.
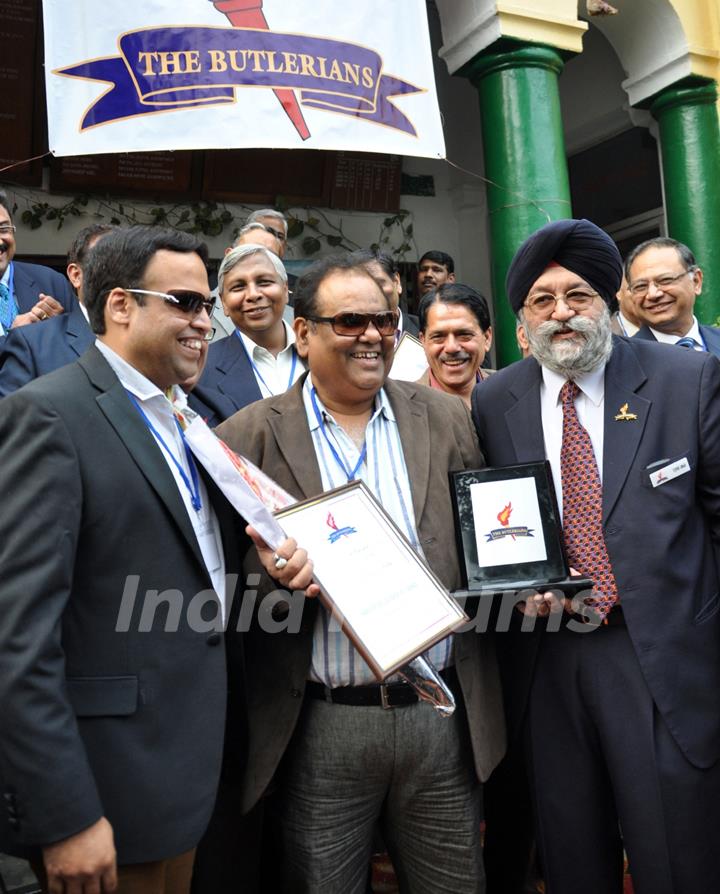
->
<box><xmin>6</xmin><ymin>261</ymin><xmax>14</xmax><ymax>300</ymax></box>
<box><xmin>127</xmin><ymin>392</ymin><xmax>202</xmax><ymax>512</ymax></box>
<box><xmin>236</xmin><ymin>330</ymin><xmax>298</xmax><ymax>396</ymax></box>
<box><xmin>310</xmin><ymin>386</ymin><xmax>367</xmax><ymax>482</ymax></box>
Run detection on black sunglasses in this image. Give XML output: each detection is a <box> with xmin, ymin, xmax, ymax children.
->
<box><xmin>305</xmin><ymin>311</ymin><xmax>399</xmax><ymax>337</ymax></box>
<box><xmin>125</xmin><ymin>288</ymin><xmax>215</xmax><ymax>317</ymax></box>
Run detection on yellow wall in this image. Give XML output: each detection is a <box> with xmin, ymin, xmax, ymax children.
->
<box><xmin>495</xmin><ymin>0</ymin><xmax>719</xmax><ymax>118</ymax></box>
<box><xmin>495</xmin><ymin>1</ymin><xmax>586</xmax><ymax>53</ymax></box>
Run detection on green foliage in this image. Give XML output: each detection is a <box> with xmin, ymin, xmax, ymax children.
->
<box><xmin>7</xmin><ymin>190</ymin><xmax>416</xmax><ymax>260</ymax></box>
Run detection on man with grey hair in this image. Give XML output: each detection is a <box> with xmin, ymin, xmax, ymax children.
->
<box><xmin>473</xmin><ymin>218</ymin><xmax>720</xmax><ymax>894</ymax></box>
<box><xmin>190</xmin><ymin>244</ymin><xmax>303</xmax><ymax>425</ymax></box>
<box><xmin>212</xmin><ymin>213</ymin><xmax>294</xmax><ymax>340</ymax></box>
<box><xmin>245</xmin><ymin>209</ymin><xmax>288</xmax><ymax>258</ymax></box>
<box><xmin>627</xmin><ymin>236</ymin><xmax>720</xmax><ymax>356</ymax></box>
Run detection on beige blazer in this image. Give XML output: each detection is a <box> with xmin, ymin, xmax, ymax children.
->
<box><xmin>218</xmin><ymin>375</ymin><xmax>506</xmax><ymax>812</ymax></box>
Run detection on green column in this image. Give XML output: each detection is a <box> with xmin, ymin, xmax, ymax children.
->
<box><xmin>463</xmin><ymin>44</ymin><xmax>572</xmax><ymax>367</ymax></box>
<box><xmin>650</xmin><ymin>81</ymin><xmax>720</xmax><ymax>325</ymax></box>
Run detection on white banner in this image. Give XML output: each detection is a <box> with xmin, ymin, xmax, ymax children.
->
<box><xmin>42</xmin><ymin>0</ymin><xmax>445</xmax><ymax>159</ymax></box>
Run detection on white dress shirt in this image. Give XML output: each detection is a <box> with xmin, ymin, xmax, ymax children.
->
<box><xmin>95</xmin><ymin>341</ymin><xmax>227</xmax><ymax>620</ymax></box>
<box><xmin>650</xmin><ymin>316</ymin><xmax>705</xmax><ymax>351</ymax></box>
<box><xmin>237</xmin><ymin>320</ymin><xmax>303</xmax><ymax>397</ymax></box>
<box><xmin>302</xmin><ymin>375</ymin><xmax>453</xmax><ymax>687</ymax></box>
<box><xmin>540</xmin><ymin>364</ymin><xmax>606</xmax><ymax>520</ymax></box>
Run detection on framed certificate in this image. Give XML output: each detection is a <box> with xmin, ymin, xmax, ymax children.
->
<box><xmin>388</xmin><ymin>331</ymin><xmax>429</xmax><ymax>381</ymax></box>
<box><xmin>450</xmin><ymin>462</ymin><xmax>592</xmax><ymax>595</ymax></box>
<box><xmin>275</xmin><ymin>479</ymin><xmax>467</xmax><ymax>680</ymax></box>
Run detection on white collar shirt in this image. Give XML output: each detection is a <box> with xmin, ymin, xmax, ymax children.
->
<box><xmin>650</xmin><ymin>316</ymin><xmax>705</xmax><ymax>351</ymax></box>
<box><xmin>301</xmin><ymin>374</ymin><xmax>452</xmax><ymax>686</ymax></box>
<box><xmin>95</xmin><ymin>340</ymin><xmax>227</xmax><ymax>621</ymax></box>
<box><xmin>237</xmin><ymin>319</ymin><xmax>303</xmax><ymax>397</ymax></box>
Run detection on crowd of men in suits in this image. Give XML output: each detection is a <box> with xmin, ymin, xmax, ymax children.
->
<box><xmin>1</xmin><ymin>191</ymin><xmax>719</xmax><ymax>894</ymax></box>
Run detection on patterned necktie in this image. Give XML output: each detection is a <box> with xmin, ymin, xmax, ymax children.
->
<box><xmin>0</xmin><ymin>281</ymin><xmax>16</xmax><ymax>333</ymax></box>
<box><xmin>560</xmin><ymin>381</ymin><xmax>618</xmax><ymax>619</ymax></box>
<box><xmin>676</xmin><ymin>336</ymin><xmax>701</xmax><ymax>350</ymax></box>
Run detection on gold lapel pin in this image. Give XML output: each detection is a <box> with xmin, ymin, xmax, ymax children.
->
<box><xmin>614</xmin><ymin>402</ymin><xmax>638</xmax><ymax>421</ymax></box>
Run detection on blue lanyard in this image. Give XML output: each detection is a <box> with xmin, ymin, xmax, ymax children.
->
<box><xmin>236</xmin><ymin>330</ymin><xmax>298</xmax><ymax>396</ymax></box>
<box><xmin>127</xmin><ymin>393</ymin><xmax>202</xmax><ymax>512</ymax></box>
<box><xmin>310</xmin><ymin>386</ymin><xmax>367</xmax><ymax>482</ymax></box>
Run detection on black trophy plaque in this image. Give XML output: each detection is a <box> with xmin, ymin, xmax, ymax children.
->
<box><xmin>450</xmin><ymin>461</ymin><xmax>592</xmax><ymax>596</ymax></box>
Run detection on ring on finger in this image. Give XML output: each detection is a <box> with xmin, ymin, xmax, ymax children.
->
<box><xmin>273</xmin><ymin>552</ymin><xmax>288</xmax><ymax>570</ymax></box>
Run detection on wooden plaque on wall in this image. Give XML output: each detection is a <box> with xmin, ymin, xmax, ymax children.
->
<box><xmin>202</xmin><ymin>149</ymin><xmax>333</xmax><ymax>206</ymax></box>
<box><xmin>329</xmin><ymin>152</ymin><xmax>401</xmax><ymax>212</ymax></box>
<box><xmin>0</xmin><ymin>0</ymin><xmax>43</xmax><ymax>186</ymax></box>
<box><xmin>49</xmin><ymin>151</ymin><xmax>197</xmax><ymax>197</ymax></box>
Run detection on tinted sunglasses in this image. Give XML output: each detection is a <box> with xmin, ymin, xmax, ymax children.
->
<box><xmin>305</xmin><ymin>311</ymin><xmax>399</xmax><ymax>337</ymax></box>
<box><xmin>125</xmin><ymin>289</ymin><xmax>215</xmax><ymax>315</ymax></box>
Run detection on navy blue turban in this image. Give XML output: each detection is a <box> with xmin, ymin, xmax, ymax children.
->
<box><xmin>506</xmin><ymin>218</ymin><xmax>623</xmax><ymax>314</ymax></box>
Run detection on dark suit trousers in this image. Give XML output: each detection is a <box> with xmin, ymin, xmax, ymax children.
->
<box><xmin>526</xmin><ymin>623</ymin><xmax>720</xmax><ymax>894</ymax></box>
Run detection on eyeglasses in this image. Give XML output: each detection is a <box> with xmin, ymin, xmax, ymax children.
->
<box><xmin>524</xmin><ymin>289</ymin><xmax>599</xmax><ymax>316</ymax></box>
<box><xmin>0</xmin><ymin>224</ymin><xmax>16</xmax><ymax>235</ymax></box>
<box><xmin>628</xmin><ymin>270</ymin><xmax>694</xmax><ymax>298</ymax></box>
<box><xmin>264</xmin><ymin>226</ymin><xmax>287</xmax><ymax>243</ymax></box>
<box><xmin>124</xmin><ymin>289</ymin><xmax>215</xmax><ymax>339</ymax></box>
<box><xmin>305</xmin><ymin>311</ymin><xmax>399</xmax><ymax>337</ymax></box>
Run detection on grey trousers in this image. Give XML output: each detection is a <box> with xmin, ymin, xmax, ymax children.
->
<box><xmin>272</xmin><ymin>696</ymin><xmax>485</xmax><ymax>894</ymax></box>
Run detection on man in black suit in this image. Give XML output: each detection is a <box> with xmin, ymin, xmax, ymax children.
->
<box><xmin>0</xmin><ymin>192</ymin><xmax>75</xmax><ymax>345</ymax></box>
<box><xmin>191</xmin><ymin>244</ymin><xmax>304</xmax><ymax>426</ymax></box>
<box><xmin>627</xmin><ymin>236</ymin><xmax>720</xmax><ymax>356</ymax></box>
<box><xmin>0</xmin><ymin>226</ymin><xmax>313</xmax><ymax>894</ymax></box>
<box><xmin>473</xmin><ymin>218</ymin><xmax>720</xmax><ymax>894</ymax></box>
<box><xmin>0</xmin><ymin>223</ymin><xmax>115</xmax><ymax>396</ymax></box>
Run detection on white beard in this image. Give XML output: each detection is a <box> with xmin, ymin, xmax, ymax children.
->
<box><xmin>523</xmin><ymin>304</ymin><xmax>613</xmax><ymax>378</ymax></box>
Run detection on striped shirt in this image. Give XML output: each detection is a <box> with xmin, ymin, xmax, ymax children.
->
<box><xmin>302</xmin><ymin>375</ymin><xmax>453</xmax><ymax>687</ymax></box>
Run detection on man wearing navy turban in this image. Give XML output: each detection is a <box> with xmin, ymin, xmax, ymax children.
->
<box><xmin>473</xmin><ymin>218</ymin><xmax>720</xmax><ymax>893</ymax></box>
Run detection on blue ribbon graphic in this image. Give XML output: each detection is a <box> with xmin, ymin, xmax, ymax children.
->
<box><xmin>56</xmin><ymin>26</ymin><xmax>422</xmax><ymax>135</ymax></box>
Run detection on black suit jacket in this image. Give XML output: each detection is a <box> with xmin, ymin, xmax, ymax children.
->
<box><xmin>189</xmin><ymin>333</ymin><xmax>263</xmax><ymax>427</ymax></box>
<box><xmin>633</xmin><ymin>322</ymin><xmax>720</xmax><ymax>358</ymax></box>
<box><xmin>0</xmin><ymin>347</ymin><xmax>248</xmax><ymax>862</ymax></box>
<box><xmin>402</xmin><ymin>311</ymin><xmax>421</xmax><ymax>338</ymax></box>
<box><xmin>0</xmin><ymin>303</ymin><xmax>94</xmax><ymax>396</ymax></box>
<box><xmin>0</xmin><ymin>261</ymin><xmax>75</xmax><ymax>347</ymax></box>
<box><xmin>472</xmin><ymin>337</ymin><xmax>720</xmax><ymax>766</ymax></box>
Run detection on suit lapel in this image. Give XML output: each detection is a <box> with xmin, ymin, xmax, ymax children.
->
<box><xmin>632</xmin><ymin>325</ymin><xmax>657</xmax><ymax>344</ymax></box>
<box><xmin>505</xmin><ymin>361</ymin><xmax>545</xmax><ymax>461</ymax></box>
<box><xmin>601</xmin><ymin>340</ymin><xmax>650</xmax><ymax>521</ymax></box>
<box><xmin>216</xmin><ymin>335</ymin><xmax>262</xmax><ymax>407</ymax></box>
<box><xmin>700</xmin><ymin>325</ymin><xmax>720</xmax><ymax>359</ymax></box>
<box><xmin>12</xmin><ymin>263</ymin><xmax>36</xmax><ymax>313</ymax></box>
<box><xmin>66</xmin><ymin>305</ymin><xmax>94</xmax><ymax>357</ymax></box>
<box><xmin>266</xmin><ymin>379</ymin><xmax>323</xmax><ymax>499</ymax></box>
<box><xmin>386</xmin><ymin>380</ymin><xmax>430</xmax><ymax>522</ymax></box>
<box><xmin>79</xmin><ymin>347</ymin><xmax>208</xmax><ymax>572</ymax></box>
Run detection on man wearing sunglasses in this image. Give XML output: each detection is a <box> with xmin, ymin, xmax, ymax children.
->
<box><xmin>0</xmin><ymin>226</ymin><xmax>314</xmax><ymax>894</ymax></box>
<box><xmin>217</xmin><ymin>254</ymin><xmax>504</xmax><ymax>893</ymax></box>
<box><xmin>627</xmin><ymin>236</ymin><xmax>720</xmax><ymax>356</ymax></box>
